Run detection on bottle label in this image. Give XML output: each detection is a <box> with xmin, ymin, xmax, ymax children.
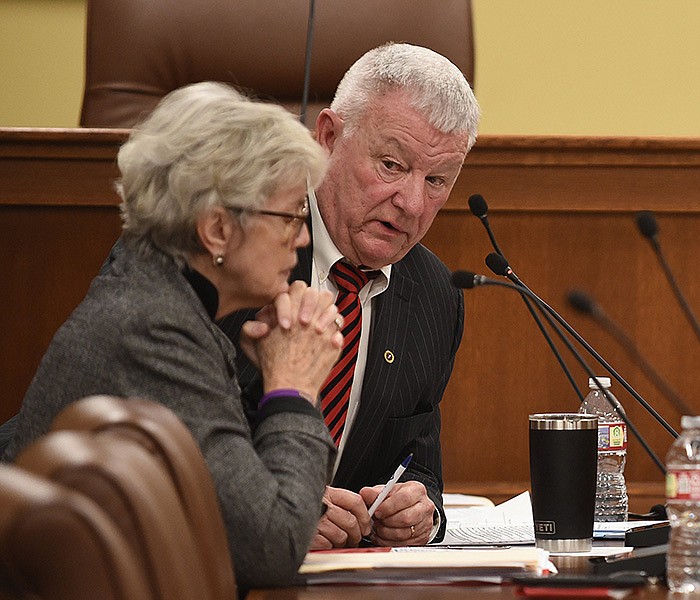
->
<box><xmin>666</xmin><ymin>470</ymin><xmax>700</xmax><ymax>501</ymax></box>
<box><xmin>598</xmin><ymin>422</ymin><xmax>627</xmax><ymax>451</ymax></box>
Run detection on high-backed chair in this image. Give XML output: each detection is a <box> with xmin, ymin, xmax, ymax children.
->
<box><xmin>80</xmin><ymin>0</ymin><xmax>474</xmax><ymax>128</ymax></box>
<box><xmin>50</xmin><ymin>395</ymin><xmax>236</xmax><ymax>600</ymax></box>
<box><xmin>15</xmin><ymin>430</ymin><xmax>213</xmax><ymax>600</ymax></box>
<box><xmin>0</xmin><ymin>463</ymin><xmax>152</xmax><ymax>600</ymax></box>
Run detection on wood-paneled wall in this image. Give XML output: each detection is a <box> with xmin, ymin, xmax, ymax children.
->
<box><xmin>2</xmin><ymin>129</ymin><xmax>698</xmax><ymax>510</ymax></box>
<box><xmin>429</xmin><ymin>136</ymin><xmax>700</xmax><ymax>510</ymax></box>
<box><xmin>0</xmin><ymin>128</ymin><xmax>126</xmax><ymax>426</ymax></box>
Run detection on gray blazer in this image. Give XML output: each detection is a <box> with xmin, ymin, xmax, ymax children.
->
<box><xmin>219</xmin><ymin>223</ymin><xmax>465</xmax><ymax>542</ymax></box>
<box><xmin>4</xmin><ymin>241</ymin><xmax>336</xmax><ymax>589</ymax></box>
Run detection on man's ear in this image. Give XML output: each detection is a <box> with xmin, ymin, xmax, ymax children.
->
<box><xmin>315</xmin><ymin>108</ymin><xmax>344</xmax><ymax>154</ymax></box>
<box><xmin>196</xmin><ymin>206</ymin><xmax>236</xmax><ymax>258</ymax></box>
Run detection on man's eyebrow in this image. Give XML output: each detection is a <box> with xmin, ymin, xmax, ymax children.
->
<box><xmin>376</xmin><ymin>137</ymin><xmax>402</xmax><ymax>151</ymax></box>
<box><xmin>376</xmin><ymin>137</ymin><xmax>413</xmax><ymax>158</ymax></box>
<box><xmin>373</xmin><ymin>137</ymin><xmax>464</xmax><ymax>172</ymax></box>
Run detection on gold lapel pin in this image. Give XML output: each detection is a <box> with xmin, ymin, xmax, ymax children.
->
<box><xmin>384</xmin><ymin>350</ymin><xmax>395</xmax><ymax>364</ymax></box>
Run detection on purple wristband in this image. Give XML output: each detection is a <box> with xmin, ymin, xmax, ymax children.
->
<box><xmin>258</xmin><ymin>388</ymin><xmax>306</xmax><ymax>410</ymax></box>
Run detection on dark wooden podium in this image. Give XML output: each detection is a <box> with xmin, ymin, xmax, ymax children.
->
<box><xmin>2</xmin><ymin>129</ymin><xmax>698</xmax><ymax>509</ymax></box>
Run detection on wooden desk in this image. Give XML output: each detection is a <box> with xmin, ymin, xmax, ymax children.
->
<box><xmin>248</xmin><ymin>547</ymin><xmax>672</xmax><ymax>599</ymax></box>
<box><xmin>248</xmin><ymin>582</ymin><xmax>671</xmax><ymax>599</ymax></box>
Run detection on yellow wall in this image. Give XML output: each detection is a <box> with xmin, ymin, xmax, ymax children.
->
<box><xmin>0</xmin><ymin>0</ymin><xmax>86</xmax><ymax>127</ymax></box>
<box><xmin>1</xmin><ymin>0</ymin><xmax>699</xmax><ymax>135</ymax></box>
<box><xmin>472</xmin><ymin>0</ymin><xmax>700</xmax><ymax>136</ymax></box>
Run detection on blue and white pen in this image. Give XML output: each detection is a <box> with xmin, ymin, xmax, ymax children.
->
<box><xmin>367</xmin><ymin>453</ymin><xmax>413</xmax><ymax>517</ymax></box>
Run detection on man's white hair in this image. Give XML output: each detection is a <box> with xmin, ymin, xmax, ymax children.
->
<box><xmin>330</xmin><ymin>43</ymin><xmax>479</xmax><ymax>150</ymax></box>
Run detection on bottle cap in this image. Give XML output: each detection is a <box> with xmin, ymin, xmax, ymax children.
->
<box><xmin>681</xmin><ymin>415</ymin><xmax>700</xmax><ymax>429</ymax></box>
<box><xmin>588</xmin><ymin>376</ymin><xmax>611</xmax><ymax>389</ymax></box>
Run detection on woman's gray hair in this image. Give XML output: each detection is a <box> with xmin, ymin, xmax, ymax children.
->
<box><xmin>331</xmin><ymin>43</ymin><xmax>480</xmax><ymax>150</ymax></box>
<box><xmin>117</xmin><ymin>81</ymin><xmax>327</xmax><ymax>264</ymax></box>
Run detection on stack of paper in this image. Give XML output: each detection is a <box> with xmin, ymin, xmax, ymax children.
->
<box><xmin>298</xmin><ymin>546</ymin><xmax>551</xmax><ymax>585</ymax></box>
<box><xmin>443</xmin><ymin>493</ymin><xmax>495</xmax><ymax>508</ymax></box>
<box><xmin>440</xmin><ymin>491</ymin><xmax>536</xmax><ymax>546</ymax></box>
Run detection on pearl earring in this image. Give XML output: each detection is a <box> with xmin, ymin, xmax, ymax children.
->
<box><xmin>213</xmin><ymin>255</ymin><xmax>224</xmax><ymax>266</ymax></box>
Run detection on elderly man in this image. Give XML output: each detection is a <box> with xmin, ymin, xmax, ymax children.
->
<box><xmin>219</xmin><ymin>42</ymin><xmax>479</xmax><ymax>548</ymax></box>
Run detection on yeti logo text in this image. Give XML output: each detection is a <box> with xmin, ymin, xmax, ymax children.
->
<box><xmin>535</xmin><ymin>521</ymin><xmax>556</xmax><ymax>535</ymax></box>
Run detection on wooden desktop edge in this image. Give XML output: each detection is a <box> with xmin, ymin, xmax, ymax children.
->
<box><xmin>2</xmin><ymin>128</ymin><xmax>700</xmax><ymax>212</ymax></box>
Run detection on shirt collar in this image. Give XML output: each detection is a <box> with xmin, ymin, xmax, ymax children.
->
<box><xmin>308</xmin><ymin>188</ymin><xmax>392</xmax><ymax>286</ymax></box>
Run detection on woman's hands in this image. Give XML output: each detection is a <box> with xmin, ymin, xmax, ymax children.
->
<box><xmin>240</xmin><ymin>281</ymin><xmax>342</xmax><ymax>403</ymax></box>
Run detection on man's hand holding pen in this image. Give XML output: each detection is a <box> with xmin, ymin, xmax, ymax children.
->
<box><xmin>309</xmin><ymin>454</ymin><xmax>436</xmax><ymax>549</ymax></box>
<box><xmin>359</xmin><ymin>480</ymin><xmax>435</xmax><ymax>546</ymax></box>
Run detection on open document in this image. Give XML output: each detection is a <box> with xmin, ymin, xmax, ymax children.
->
<box><xmin>440</xmin><ymin>491</ymin><xmax>661</xmax><ymax>546</ymax></box>
<box><xmin>298</xmin><ymin>546</ymin><xmax>551</xmax><ymax>585</ymax></box>
<box><xmin>439</xmin><ymin>491</ymin><xmax>536</xmax><ymax>546</ymax></box>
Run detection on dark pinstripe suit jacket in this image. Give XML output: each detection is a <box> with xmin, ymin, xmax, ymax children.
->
<box><xmin>218</xmin><ymin>236</ymin><xmax>464</xmax><ymax>539</ymax></box>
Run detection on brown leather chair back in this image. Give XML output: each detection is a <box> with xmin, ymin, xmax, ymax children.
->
<box><xmin>15</xmin><ymin>430</ymin><xmax>213</xmax><ymax>600</ymax></box>
<box><xmin>0</xmin><ymin>463</ymin><xmax>152</xmax><ymax>600</ymax></box>
<box><xmin>80</xmin><ymin>0</ymin><xmax>474</xmax><ymax>128</ymax></box>
<box><xmin>51</xmin><ymin>395</ymin><xmax>236</xmax><ymax>600</ymax></box>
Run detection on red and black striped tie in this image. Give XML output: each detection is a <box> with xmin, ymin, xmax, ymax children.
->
<box><xmin>320</xmin><ymin>262</ymin><xmax>371</xmax><ymax>447</ymax></box>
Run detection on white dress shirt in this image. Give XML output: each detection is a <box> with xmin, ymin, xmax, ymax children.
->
<box><xmin>308</xmin><ymin>190</ymin><xmax>390</xmax><ymax>475</ymax></box>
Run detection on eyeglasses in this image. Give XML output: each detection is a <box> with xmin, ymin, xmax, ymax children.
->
<box><xmin>227</xmin><ymin>196</ymin><xmax>309</xmax><ymax>238</ymax></box>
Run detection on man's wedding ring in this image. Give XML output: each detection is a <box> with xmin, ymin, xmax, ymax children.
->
<box><xmin>334</xmin><ymin>316</ymin><xmax>343</xmax><ymax>330</ymax></box>
<box><xmin>410</xmin><ymin>525</ymin><xmax>416</xmax><ymax>538</ymax></box>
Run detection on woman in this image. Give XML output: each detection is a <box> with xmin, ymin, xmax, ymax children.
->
<box><xmin>3</xmin><ymin>82</ymin><xmax>342</xmax><ymax>589</ymax></box>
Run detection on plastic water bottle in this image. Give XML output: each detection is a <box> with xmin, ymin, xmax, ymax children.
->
<box><xmin>666</xmin><ymin>415</ymin><xmax>700</xmax><ymax>593</ymax></box>
<box><xmin>578</xmin><ymin>377</ymin><xmax>628</xmax><ymax>521</ymax></box>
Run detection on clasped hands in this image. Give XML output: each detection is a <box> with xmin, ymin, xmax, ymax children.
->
<box><xmin>312</xmin><ymin>481</ymin><xmax>436</xmax><ymax>549</ymax></box>
<box><xmin>240</xmin><ymin>280</ymin><xmax>343</xmax><ymax>401</ymax></box>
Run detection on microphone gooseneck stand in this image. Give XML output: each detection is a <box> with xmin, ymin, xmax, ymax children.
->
<box><xmin>636</xmin><ymin>210</ymin><xmax>700</xmax><ymax>342</ymax></box>
<box><xmin>484</xmin><ymin>252</ymin><xmax>679</xmax><ymax>440</ymax></box>
<box><xmin>299</xmin><ymin>0</ymin><xmax>316</xmax><ymax>126</ymax></box>
<box><xmin>468</xmin><ymin>194</ymin><xmax>584</xmax><ymax>402</ymax></box>
<box><xmin>567</xmin><ymin>289</ymin><xmax>694</xmax><ymax>417</ymax></box>
<box><xmin>451</xmin><ymin>270</ymin><xmax>667</xmax><ymax>476</ymax></box>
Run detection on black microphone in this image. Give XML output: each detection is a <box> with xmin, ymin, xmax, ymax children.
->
<box><xmin>636</xmin><ymin>210</ymin><xmax>700</xmax><ymax>341</ymax></box>
<box><xmin>468</xmin><ymin>194</ymin><xmax>505</xmax><ymax>256</ymax></box>
<box><xmin>484</xmin><ymin>252</ymin><xmax>679</xmax><ymax>440</ymax></box>
<box><xmin>299</xmin><ymin>0</ymin><xmax>317</xmax><ymax>125</ymax></box>
<box><xmin>451</xmin><ymin>270</ymin><xmax>666</xmax><ymax>475</ymax></box>
<box><xmin>451</xmin><ymin>270</ymin><xmax>487</xmax><ymax>289</ymax></box>
<box><xmin>486</xmin><ymin>252</ymin><xmax>517</xmax><ymax>282</ymax></box>
<box><xmin>469</xmin><ymin>194</ymin><xmax>584</xmax><ymax>402</ymax></box>
<box><xmin>636</xmin><ymin>211</ymin><xmax>658</xmax><ymax>242</ymax></box>
<box><xmin>567</xmin><ymin>289</ymin><xmax>694</xmax><ymax>417</ymax></box>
